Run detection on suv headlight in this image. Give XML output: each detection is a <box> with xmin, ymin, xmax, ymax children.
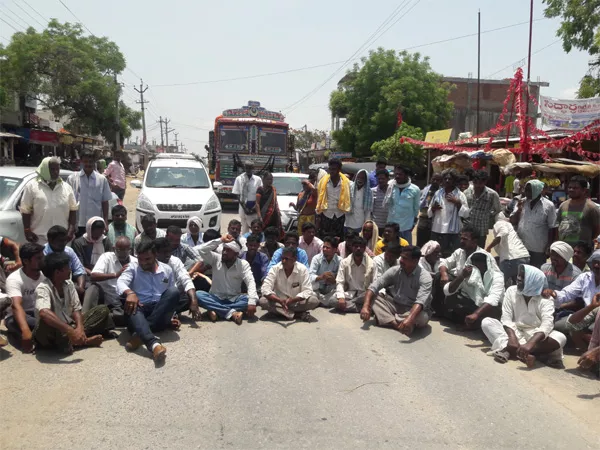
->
<box><xmin>137</xmin><ymin>194</ymin><xmax>154</xmax><ymax>211</ymax></box>
<box><xmin>205</xmin><ymin>194</ymin><xmax>220</xmax><ymax>211</ymax></box>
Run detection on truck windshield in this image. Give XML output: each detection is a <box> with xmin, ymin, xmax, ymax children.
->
<box><xmin>145</xmin><ymin>167</ymin><xmax>210</xmax><ymax>188</ymax></box>
<box><xmin>220</xmin><ymin>128</ymin><xmax>248</xmax><ymax>151</ymax></box>
<box><xmin>260</xmin><ymin>131</ymin><xmax>286</xmax><ymax>154</ymax></box>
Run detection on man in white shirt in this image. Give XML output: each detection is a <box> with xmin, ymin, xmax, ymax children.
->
<box><xmin>373</xmin><ymin>241</ymin><xmax>402</xmax><ymax>278</ymax></box>
<box><xmin>299</xmin><ymin>222</ymin><xmax>323</xmax><ymax>265</ymax></box>
<box><xmin>67</xmin><ymin>150</ymin><xmax>113</xmax><ymax>237</ymax></box>
<box><xmin>260</xmin><ymin>247</ymin><xmax>318</xmax><ymax>321</ymax></box>
<box><xmin>482</xmin><ymin>264</ymin><xmax>566</xmax><ymax>367</ymax></box>
<box><xmin>196</xmin><ymin>234</ymin><xmax>258</xmax><ymax>324</ymax></box>
<box><xmin>84</xmin><ymin>236</ymin><xmax>136</xmax><ymax>327</ymax></box>
<box><xmin>335</xmin><ymin>237</ymin><xmax>375</xmax><ymax>313</ymax></box>
<box><xmin>486</xmin><ymin>213</ymin><xmax>530</xmax><ymax>285</ymax></box>
<box><xmin>232</xmin><ymin>162</ymin><xmax>263</xmax><ymax>234</ymax></box>
<box><xmin>5</xmin><ymin>243</ymin><xmax>46</xmax><ymax>353</ymax></box>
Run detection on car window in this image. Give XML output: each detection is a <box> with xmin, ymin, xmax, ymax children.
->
<box><xmin>145</xmin><ymin>166</ymin><xmax>209</xmax><ymax>188</ymax></box>
<box><xmin>272</xmin><ymin>177</ymin><xmax>305</xmax><ymax>196</ymax></box>
<box><xmin>0</xmin><ymin>176</ymin><xmax>23</xmax><ymax>209</ymax></box>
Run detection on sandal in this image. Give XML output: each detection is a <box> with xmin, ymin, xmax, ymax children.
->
<box><xmin>493</xmin><ymin>350</ymin><xmax>510</xmax><ymax>364</ymax></box>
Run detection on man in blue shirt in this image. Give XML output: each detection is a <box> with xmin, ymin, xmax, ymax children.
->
<box><xmin>369</xmin><ymin>159</ymin><xmax>388</xmax><ymax>188</ymax></box>
<box><xmin>117</xmin><ymin>240</ymin><xmax>178</xmax><ymax>363</ymax></box>
<box><xmin>267</xmin><ymin>231</ymin><xmax>309</xmax><ymax>271</ymax></box>
<box><xmin>242</xmin><ymin>218</ymin><xmax>265</xmax><ymax>243</ymax></box>
<box><xmin>241</xmin><ymin>235</ymin><xmax>269</xmax><ymax>291</ymax></box>
<box><xmin>384</xmin><ymin>165</ymin><xmax>421</xmax><ymax>245</ymax></box>
<box><xmin>43</xmin><ymin>225</ymin><xmax>86</xmax><ymax>300</ymax></box>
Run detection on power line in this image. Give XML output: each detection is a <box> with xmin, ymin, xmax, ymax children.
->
<box><xmin>14</xmin><ymin>1</ymin><xmax>45</xmax><ymax>27</ymax></box>
<box><xmin>486</xmin><ymin>39</ymin><xmax>561</xmax><ymax>78</ymax></box>
<box><xmin>0</xmin><ymin>16</ymin><xmax>21</xmax><ymax>32</ymax></box>
<box><xmin>170</xmin><ymin>122</ymin><xmax>211</xmax><ymax>131</ymax></box>
<box><xmin>21</xmin><ymin>0</ymin><xmax>48</xmax><ymax>24</ymax></box>
<box><xmin>0</xmin><ymin>4</ymin><xmax>29</xmax><ymax>29</ymax></box>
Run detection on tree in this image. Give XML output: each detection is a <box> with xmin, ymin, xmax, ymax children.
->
<box><xmin>371</xmin><ymin>122</ymin><xmax>425</xmax><ymax>169</ymax></box>
<box><xmin>0</xmin><ymin>20</ymin><xmax>140</xmax><ymax>144</ymax></box>
<box><xmin>329</xmin><ymin>48</ymin><xmax>453</xmax><ymax>157</ymax></box>
<box><xmin>543</xmin><ymin>1</ymin><xmax>600</xmax><ymax>97</ymax></box>
<box><xmin>291</xmin><ymin>128</ymin><xmax>328</xmax><ymax>150</ymax></box>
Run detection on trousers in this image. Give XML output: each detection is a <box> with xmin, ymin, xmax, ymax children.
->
<box><xmin>83</xmin><ymin>284</ymin><xmax>126</xmax><ymax>327</ymax></box>
<box><xmin>259</xmin><ymin>295</ymin><xmax>319</xmax><ymax>320</ymax></box>
<box><xmin>372</xmin><ymin>295</ymin><xmax>430</xmax><ymax>328</ymax></box>
<box><xmin>239</xmin><ymin>207</ymin><xmax>257</xmax><ymax>235</ymax></box>
<box><xmin>196</xmin><ymin>291</ymin><xmax>249</xmax><ymax>320</ymax></box>
<box><xmin>4</xmin><ymin>311</ymin><xmax>36</xmax><ymax>336</ymax></box>
<box><xmin>337</xmin><ymin>292</ymin><xmax>366</xmax><ymax>313</ymax></box>
<box><xmin>126</xmin><ymin>287</ymin><xmax>180</xmax><ymax>351</ymax></box>
<box><xmin>316</xmin><ymin>290</ymin><xmax>337</xmax><ymax>308</ymax></box>
<box><xmin>399</xmin><ymin>230</ymin><xmax>413</xmax><ymax>245</ymax></box>
<box><xmin>481</xmin><ymin>317</ymin><xmax>567</xmax><ymax>353</ymax></box>
<box><xmin>430</xmin><ymin>232</ymin><xmax>460</xmax><ymax>258</ymax></box>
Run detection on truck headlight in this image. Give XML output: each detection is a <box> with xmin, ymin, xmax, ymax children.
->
<box><xmin>137</xmin><ymin>194</ymin><xmax>154</xmax><ymax>211</ymax></box>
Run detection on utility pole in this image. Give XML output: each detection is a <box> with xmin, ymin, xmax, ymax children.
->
<box><xmin>134</xmin><ymin>79</ymin><xmax>149</xmax><ymax>147</ymax></box>
<box><xmin>476</xmin><ymin>10</ymin><xmax>481</xmax><ymax>145</ymax></box>
<box><xmin>174</xmin><ymin>132</ymin><xmax>179</xmax><ymax>148</ymax></box>
<box><xmin>159</xmin><ymin>116</ymin><xmax>164</xmax><ymax>148</ymax></box>
<box><xmin>163</xmin><ymin>117</ymin><xmax>174</xmax><ymax>147</ymax></box>
<box><xmin>114</xmin><ymin>73</ymin><xmax>121</xmax><ymax>152</ymax></box>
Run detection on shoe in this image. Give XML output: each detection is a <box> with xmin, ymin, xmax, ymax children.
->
<box><xmin>125</xmin><ymin>335</ymin><xmax>143</xmax><ymax>352</ymax></box>
<box><xmin>231</xmin><ymin>311</ymin><xmax>243</xmax><ymax>325</ymax></box>
<box><xmin>493</xmin><ymin>350</ymin><xmax>510</xmax><ymax>364</ymax></box>
<box><xmin>152</xmin><ymin>344</ymin><xmax>167</xmax><ymax>362</ymax></box>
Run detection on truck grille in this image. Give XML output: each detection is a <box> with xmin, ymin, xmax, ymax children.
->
<box><xmin>156</xmin><ymin>204</ymin><xmax>202</xmax><ymax>212</ymax></box>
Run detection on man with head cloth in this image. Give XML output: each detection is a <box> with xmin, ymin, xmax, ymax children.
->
<box><xmin>511</xmin><ymin>179</ymin><xmax>557</xmax><ymax>268</ymax></box>
<box><xmin>195</xmin><ymin>234</ymin><xmax>258</xmax><ymax>324</ymax></box>
<box><xmin>541</xmin><ymin>241</ymin><xmax>581</xmax><ymax>292</ymax></box>
<box><xmin>482</xmin><ymin>264</ymin><xmax>566</xmax><ymax>368</ymax></box>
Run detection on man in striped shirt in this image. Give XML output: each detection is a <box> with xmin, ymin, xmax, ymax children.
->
<box><xmin>371</xmin><ymin>169</ymin><xmax>390</xmax><ymax>237</ymax></box>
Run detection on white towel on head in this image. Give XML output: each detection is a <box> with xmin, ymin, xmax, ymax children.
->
<box><xmin>224</xmin><ymin>241</ymin><xmax>241</xmax><ymax>254</ymax></box>
<box><xmin>550</xmin><ymin>241</ymin><xmax>573</xmax><ymax>263</ymax></box>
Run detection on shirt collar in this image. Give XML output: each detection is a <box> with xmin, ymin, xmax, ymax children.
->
<box><xmin>350</xmin><ymin>255</ymin><xmax>366</xmax><ymax>267</ymax></box>
<box><xmin>79</xmin><ymin>169</ymin><xmax>96</xmax><ymax>178</ymax></box>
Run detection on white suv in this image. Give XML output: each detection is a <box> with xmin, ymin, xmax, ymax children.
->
<box><xmin>133</xmin><ymin>154</ymin><xmax>222</xmax><ymax>232</ymax></box>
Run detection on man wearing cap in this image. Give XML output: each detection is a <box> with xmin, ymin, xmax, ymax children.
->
<box><xmin>195</xmin><ymin>234</ymin><xmax>258</xmax><ymax>324</ymax></box>
<box><xmin>232</xmin><ymin>162</ymin><xmax>263</xmax><ymax>235</ymax></box>
<box><xmin>511</xmin><ymin>179</ymin><xmax>557</xmax><ymax>268</ymax></box>
<box><xmin>541</xmin><ymin>241</ymin><xmax>581</xmax><ymax>292</ymax></box>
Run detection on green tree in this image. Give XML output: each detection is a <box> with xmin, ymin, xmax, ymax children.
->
<box><xmin>0</xmin><ymin>20</ymin><xmax>140</xmax><ymax>145</ymax></box>
<box><xmin>371</xmin><ymin>122</ymin><xmax>425</xmax><ymax>169</ymax></box>
<box><xmin>291</xmin><ymin>128</ymin><xmax>328</xmax><ymax>150</ymax></box>
<box><xmin>544</xmin><ymin>1</ymin><xmax>600</xmax><ymax>97</ymax></box>
<box><xmin>329</xmin><ymin>48</ymin><xmax>453</xmax><ymax>157</ymax></box>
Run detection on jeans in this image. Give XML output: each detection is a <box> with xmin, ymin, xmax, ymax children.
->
<box><xmin>126</xmin><ymin>287</ymin><xmax>180</xmax><ymax>351</ymax></box>
<box><xmin>113</xmin><ymin>187</ymin><xmax>125</xmax><ymax>200</ymax></box>
<box><xmin>195</xmin><ymin>291</ymin><xmax>249</xmax><ymax>319</ymax></box>
<box><xmin>5</xmin><ymin>311</ymin><xmax>36</xmax><ymax>336</ymax></box>
<box><xmin>399</xmin><ymin>230</ymin><xmax>413</xmax><ymax>245</ymax></box>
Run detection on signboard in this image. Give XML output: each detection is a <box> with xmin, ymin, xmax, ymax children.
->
<box><xmin>329</xmin><ymin>152</ymin><xmax>352</xmax><ymax>159</ymax></box>
<box><xmin>540</xmin><ymin>95</ymin><xmax>600</xmax><ymax>130</ymax></box>
<box><xmin>424</xmin><ymin>128</ymin><xmax>453</xmax><ymax>143</ymax></box>
<box><xmin>222</xmin><ymin>101</ymin><xmax>285</xmax><ymax>122</ymax></box>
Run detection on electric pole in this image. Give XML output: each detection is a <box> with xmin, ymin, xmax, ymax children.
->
<box><xmin>134</xmin><ymin>79</ymin><xmax>149</xmax><ymax>148</ymax></box>
<box><xmin>114</xmin><ymin>73</ymin><xmax>121</xmax><ymax>152</ymax></box>
<box><xmin>159</xmin><ymin>116</ymin><xmax>164</xmax><ymax>148</ymax></box>
<box><xmin>163</xmin><ymin>117</ymin><xmax>174</xmax><ymax>147</ymax></box>
<box><xmin>174</xmin><ymin>132</ymin><xmax>179</xmax><ymax>148</ymax></box>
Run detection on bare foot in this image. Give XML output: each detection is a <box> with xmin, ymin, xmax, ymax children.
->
<box><xmin>524</xmin><ymin>354</ymin><xmax>536</xmax><ymax>368</ymax></box>
<box><xmin>170</xmin><ymin>318</ymin><xmax>181</xmax><ymax>330</ymax></box>
<box><xmin>231</xmin><ymin>311</ymin><xmax>243</xmax><ymax>325</ymax></box>
<box><xmin>85</xmin><ymin>335</ymin><xmax>104</xmax><ymax>347</ymax></box>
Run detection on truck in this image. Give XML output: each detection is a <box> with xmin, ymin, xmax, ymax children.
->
<box><xmin>207</xmin><ymin>101</ymin><xmax>294</xmax><ymax>203</ymax></box>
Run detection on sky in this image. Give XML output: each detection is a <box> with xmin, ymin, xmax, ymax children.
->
<box><xmin>0</xmin><ymin>0</ymin><xmax>593</xmax><ymax>156</ymax></box>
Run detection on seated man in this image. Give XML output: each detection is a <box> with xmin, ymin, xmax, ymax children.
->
<box><xmin>34</xmin><ymin>252</ymin><xmax>113</xmax><ymax>353</ymax></box>
<box><xmin>338</xmin><ymin>230</ymin><xmax>374</xmax><ymax>258</ymax></box>
<box><xmin>196</xmin><ymin>234</ymin><xmax>258</xmax><ymax>325</ymax></box>
<box><xmin>240</xmin><ymin>235</ymin><xmax>269</xmax><ymax>291</ymax></box>
<box><xmin>267</xmin><ymin>231</ymin><xmax>309</xmax><ymax>271</ymax></box>
<box><xmin>117</xmin><ymin>241</ymin><xmax>179</xmax><ymax>362</ymax></box>
<box><xmin>166</xmin><ymin>225</ymin><xmax>200</xmax><ymax>270</ymax></box>
<box><xmin>299</xmin><ymin>222</ymin><xmax>323</xmax><ymax>264</ymax></box>
<box><xmin>259</xmin><ymin>226</ymin><xmax>284</xmax><ymax>260</ymax></box>
<box><xmin>541</xmin><ymin>241</ymin><xmax>581</xmax><ymax>292</ymax></box>
<box><xmin>334</xmin><ymin>237</ymin><xmax>375</xmax><ymax>312</ymax></box>
<box><xmin>559</xmin><ymin>294</ymin><xmax>600</xmax><ymax>351</ymax></box>
<box><xmin>486</xmin><ymin>213</ymin><xmax>530</xmax><ymax>285</ymax></box>
<box><xmin>572</xmin><ymin>240</ymin><xmax>592</xmax><ymax>273</ymax></box>
<box><xmin>5</xmin><ymin>243</ymin><xmax>45</xmax><ymax>353</ymax></box>
<box><xmin>0</xmin><ymin>235</ymin><xmax>22</xmax><ymax>323</ymax></box>
<box><xmin>577</xmin><ymin>308</ymin><xmax>600</xmax><ymax>372</ymax></box>
<box><xmin>373</xmin><ymin>223</ymin><xmax>409</xmax><ymax>256</ymax></box>
<box><xmin>154</xmin><ymin>237</ymin><xmax>200</xmax><ymax>322</ymax></box>
<box><xmin>216</xmin><ymin>219</ymin><xmax>247</xmax><ymax>253</ymax></box>
<box><xmin>442</xmin><ymin>250</ymin><xmax>504</xmax><ymax>328</ymax></box>
<box><xmin>361</xmin><ymin>245</ymin><xmax>432</xmax><ymax>336</ymax></box>
<box><xmin>418</xmin><ymin>240</ymin><xmax>441</xmax><ymax>276</ymax></box>
<box><xmin>482</xmin><ymin>264</ymin><xmax>566</xmax><ymax>368</ymax></box>
<box><xmin>259</xmin><ymin>247</ymin><xmax>319</xmax><ymax>321</ymax></box>
<box><xmin>43</xmin><ymin>225</ymin><xmax>86</xmax><ymax>299</ymax></box>
<box><xmin>133</xmin><ymin>214</ymin><xmax>165</xmax><ymax>255</ymax></box>
<box><xmin>242</xmin><ymin>218</ymin><xmax>264</xmax><ymax>242</ymax></box>
<box><xmin>84</xmin><ymin>236</ymin><xmax>136</xmax><ymax>327</ymax></box>
<box><xmin>106</xmin><ymin>204</ymin><xmax>137</xmax><ymax>250</ymax></box>
<box><xmin>71</xmin><ymin>217</ymin><xmax>111</xmax><ymax>275</ymax></box>
<box><xmin>309</xmin><ymin>237</ymin><xmax>341</xmax><ymax>307</ymax></box>
<box><xmin>373</xmin><ymin>241</ymin><xmax>402</xmax><ymax>278</ymax></box>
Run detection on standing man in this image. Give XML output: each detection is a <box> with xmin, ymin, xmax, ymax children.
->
<box><xmin>334</xmin><ymin>237</ymin><xmax>375</xmax><ymax>313</ymax></box>
<box><xmin>344</xmin><ymin>169</ymin><xmax>373</xmax><ymax>233</ymax></box>
<box><xmin>557</xmin><ymin>175</ymin><xmax>600</xmax><ymax>249</ymax></box>
<box><xmin>369</xmin><ymin>159</ymin><xmax>388</xmax><ymax>188</ymax></box>
<box><xmin>21</xmin><ymin>157</ymin><xmax>78</xmax><ymax>244</ymax></box>
<box><xmin>67</xmin><ymin>150</ymin><xmax>112</xmax><ymax>236</ymax></box>
<box><xmin>486</xmin><ymin>213</ymin><xmax>530</xmax><ymax>285</ymax></box>
<box><xmin>316</xmin><ymin>159</ymin><xmax>351</xmax><ymax>239</ymax></box>
<box><xmin>232</xmin><ymin>162</ymin><xmax>262</xmax><ymax>234</ymax></box>
<box><xmin>464</xmin><ymin>171</ymin><xmax>501</xmax><ymax>248</ymax></box>
<box><xmin>371</xmin><ymin>169</ymin><xmax>391</xmax><ymax>236</ymax></box>
<box><xmin>511</xmin><ymin>179</ymin><xmax>557</xmax><ymax>268</ymax></box>
<box><xmin>428</xmin><ymin>169</ymin><xmax>470</xmax><ymax>257</ymax></box>
<box><xmin>105</xmin><ymin>152</ymin><xmax>127</xmax><ymax>200</ymax></box>
<box><xmin>384</xmin><ymin>165</ymin><xmax>421</xmax><ymax>245</ymax></box>
<box><xmin>417</xmin><ymin>173</ymin><xmax>442</xmax><ymax>247</ymax></box>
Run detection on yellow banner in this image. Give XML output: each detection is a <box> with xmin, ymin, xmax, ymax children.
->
<box><xmin>424</xmin><ymin>129</ymin><xmax>453</xmax><ymax>144</ymax></box>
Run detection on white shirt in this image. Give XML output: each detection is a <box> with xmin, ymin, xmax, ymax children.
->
<box><xmin>344</xmin><ymin>187</ymin><xmax>366</xmax><ymax>229</ymax></box>
<box><xmin>501</xmin><ymin>285</ymin><xmax>555</xmax><ymax>340</ymax></box>
<box><xmin>440</xmin><ymin>247</ymin><xmax>483</xmax><ymax>277</ymax></box>
<box><xmin>373</xmin><ymin>254</ymin><xmax>398</xmax><ymax>278</ymax></box>
<box><xmin>20</xmin><ymin>179</ymin><xmax>78</xmax><ymax>242</ymax></box>
<box><xmin>336</xmin><ymin>254</ymin><xmax>375</xmax><ymax>299</ymax></box>
<box><xmin>232</xmin><ymin>173</ymin><xmax>262</xmax><ymax>205</ymax></box>
<box><xmin>167</xmin><ymin>255</ymin><xmax>194</xmax><ymax>293</ymax></box>
<box><xmin>92</xmin><ymin>253</ymin><xmax>137</xmax><ymax>307</ymax></box>
<box><xmin>197</xmin><ymin>239</ymin><xmax>258</xmax><ymax>305</ymax></box>
<box><xmin>492</xmin><ymin>221</ymin><xmax>529</xmax><ymax>262</ymax></box>
<box><xmin>262</xmin><ymin>262</ymin><xmax>313</xmax><ymax>300</ymax></box>
<box><xmin>5</xmin><ymin>268</ymin><xmax>46</xmax><ymax>317</ymax></box>
<box><xmin>514</xmin><ymin>197</ymin><xmax>557</xmax><ymax>253</ymax></box>
<box><xmin>67</xmin><ymin>170</ymin><xmax>113</xmax><ymax>227</ymax></box>
<box><xmin>418</xmin><ymin>257</ymin><xmax>440</xmax><ymax>276</ymax></box>
<box><xmin>323</xmin><ymin>178</ymin><xmax>344</xmax><ymax>219</ymax></box>
<box><xmin>427</xmin><ymin>188</ymin><xmax>470</xmax><ymax>234</ymax></box>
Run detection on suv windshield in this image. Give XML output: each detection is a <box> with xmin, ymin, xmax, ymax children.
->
<box><xmin>272</xmin><ymin>176</ymin><xmax>305</xmax><ymax>196</ymax></box>
<box><xmin>0</xmin><ymin>176</ymin><xmax>22</xmax><ymax>208</ymax></box>
<box><xmin>146</xmin><ymin>167</ymin><xmax>210</xmax><ymax>188</ymax></box>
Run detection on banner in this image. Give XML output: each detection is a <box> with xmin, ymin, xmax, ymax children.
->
<box><xmin>540</xmin><ymin>95</ymin><xmax>600</xmax><ymax>130</ymax></box>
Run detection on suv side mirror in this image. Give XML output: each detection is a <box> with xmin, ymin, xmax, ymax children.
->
<box><xmin>213</xmin><ymin>181</ymin><xmax>223</xmax><ymax>188</ymax></box>
<box><xmin>130</xmin><ymin>179</ymin><xmax>142</xmax><ymax>189</ymax></box>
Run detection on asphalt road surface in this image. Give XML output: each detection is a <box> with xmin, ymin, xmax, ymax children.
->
<box><xmin>1</xmin><ymin>182</ymin><xmax>599</xmax><ymax>449</ymax></box>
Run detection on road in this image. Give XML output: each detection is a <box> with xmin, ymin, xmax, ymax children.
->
<box><xmin>1</xmin><ymin>179</ymin><xmax>599</xmax><ymax>449</ymax></box>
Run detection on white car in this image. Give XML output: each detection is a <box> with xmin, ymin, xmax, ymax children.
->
<box><xmin>133</xmin><ymin>154</ymin><xmax>222</xmax><ymax>232</ymax></box>
<box><xmin>271</xmin><ymin>172</ymin><xmax>308</xmax><ymax>232</ymax></box>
